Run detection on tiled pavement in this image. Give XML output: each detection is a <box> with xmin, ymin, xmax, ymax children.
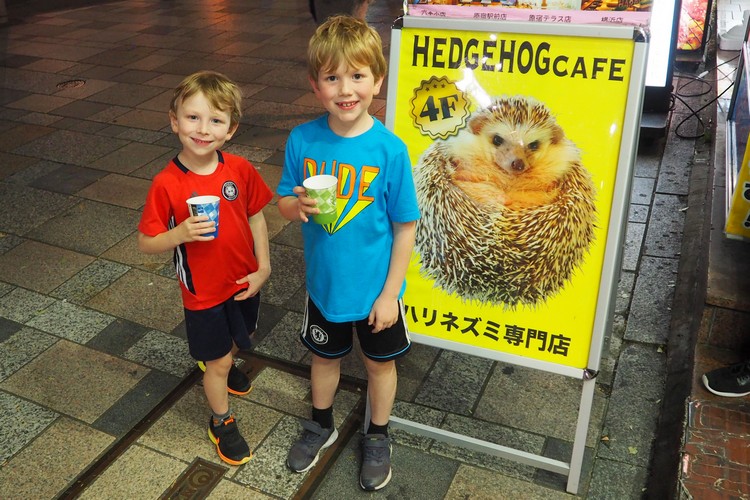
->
<box><xmin>0</xmin><ymin>0</ymin><xmax>747</xmax><ymax>499</ymax></box>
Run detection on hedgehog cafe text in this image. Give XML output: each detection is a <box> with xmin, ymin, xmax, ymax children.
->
<box><xmin>411</xmin><ymin>36</ymin><xmax>627</xmax><ymax>81</ymax></box>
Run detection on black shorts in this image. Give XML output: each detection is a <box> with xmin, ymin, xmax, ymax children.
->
<box><xmin>300</xmin><ymin>296</ymin><xmax>411</xmax><ymax>362</ymax></box>
<box><xmin>184</xmin><ymin>293</ymin><xmax>260</xmax><ymax>362</ymax></box>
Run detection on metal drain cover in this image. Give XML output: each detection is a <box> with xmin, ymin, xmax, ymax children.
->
<box><xmin>56</xmin><ymin>79</ymin><xmax>86</xmax><ymax>89</ymax></box>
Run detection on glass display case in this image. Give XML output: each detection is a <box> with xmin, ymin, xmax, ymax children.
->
<box><xmin>725</xmin><ymin>42</ymin><xmax>750</xmax><ymax>239</ymax></box>
<box><xmin>675</xmin><ymin>0</ymin><xmax>712</xmax><ymax>54</ymax></box>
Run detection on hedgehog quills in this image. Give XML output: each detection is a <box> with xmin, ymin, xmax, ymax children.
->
<box><xmin>413</xmin><ymin>141</ymin><xmax>598</xmax><ymax>308</ymax></box>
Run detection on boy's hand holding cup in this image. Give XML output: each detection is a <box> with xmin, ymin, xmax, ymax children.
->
<box><xmin>186</xmin><ymin>195</ymin><xmax>220</xmax><ymax>239</ymax></box>
<box><xmin>302</xmin><ymin>175</ymin><xmax>338</xmax><ymax>224</ymax></box>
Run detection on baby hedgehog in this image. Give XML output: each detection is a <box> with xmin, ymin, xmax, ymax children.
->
<box><xmin>412</xmin><ymin>95</ymin><xmax>598</xmax><ymax>307</ymax></box>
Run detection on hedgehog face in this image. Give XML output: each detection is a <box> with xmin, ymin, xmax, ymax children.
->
<box><xmin>465</xmin><ymin>96</ymin><xmax>576</xmax><ymax>188</ymax></box>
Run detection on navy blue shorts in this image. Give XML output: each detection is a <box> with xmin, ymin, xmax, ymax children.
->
<box><xmin>300</xmin><ymin>296</ymin><xmax>411</xmax><ymax>362</ymax></box>
<box><xmin>184</xmin><ymin>293</ymin><xmax>260</xmax><ymax>362</ymax></box>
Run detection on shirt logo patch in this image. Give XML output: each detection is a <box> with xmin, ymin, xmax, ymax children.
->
<box><xmin>310</xmin><ymin>325</ymin><xmax>328</xmax><ymax>345</ymax></box>
<box><xmin>222</xmin><ymin>181</ymin><xmax>238</xmax><ymax>201</ymax></box>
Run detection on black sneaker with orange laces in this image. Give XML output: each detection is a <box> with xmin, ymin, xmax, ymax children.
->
<box><xmin>198</xmin><ymin>361</ymin><xmax>253</xmax><ymax>396</ymax></box>
<box><xmin>208</xmin><ymin>415</ymin><xmax>252</xmax><ymax>465</ymax></box>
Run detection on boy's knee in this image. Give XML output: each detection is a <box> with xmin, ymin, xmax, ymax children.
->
<box><xmin>364</xmin><ymin>357</ymin><xmax>395</xmax><ymax>375</ymax></box>
<box><xmin>205</xmin><ymin>353</ymin><xmax>233</xmax><ymax>374</ymax></box>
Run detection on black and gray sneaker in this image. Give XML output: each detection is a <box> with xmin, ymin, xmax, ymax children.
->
<box><xmin>287</xmin><ymin>419</ymin><xmax>338</xmax><ymax>473</ymax></box>
<box><xmin>702</xmin><ymin>359</ymin><xmax>750</xmax><ymax>397</ymax></box>
<box><xmin>360</xmin><ymin>433</ymin><xmax>392</xmax><ymax>491</ymax></box>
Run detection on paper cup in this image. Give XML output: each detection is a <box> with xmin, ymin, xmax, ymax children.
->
<box><xmin>187</xmin><ymin>195</ymin><xmax>220</xmax><ymax>238</ymax></box>
<box><xmin>303</xmin><ymin>175</ymin><xmax>338</xmax><ymax>224</ymax></box>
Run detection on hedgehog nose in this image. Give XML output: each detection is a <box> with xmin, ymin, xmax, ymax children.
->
<box><xmin>511</xmin><ymin>159</ymin><xmax>525</xmax><ymax>172</ymax></box>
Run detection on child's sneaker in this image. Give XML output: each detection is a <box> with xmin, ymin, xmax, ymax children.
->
<box><xmin>702</xmin><ymin>359</ymin><xmax>750</xmax><ymax>397</ymax></box>
<box><xmin>286</xmin><ymin>419</ymin><xmax>338</xmax><ymax>473</ymax></box>
<box><xmin>208</xmin><ymin>415</ymin><xmax>252</xmax><ymax>465</ymax></box>
<box><xmin>360</xmin><ymin>434</ymin><xmax>392</xmax><ymax>491</ymax></box>
<box><xmin>197</xmin><ymin>361</ymin><xmax>253</xmax><ymax>396</ymax></box>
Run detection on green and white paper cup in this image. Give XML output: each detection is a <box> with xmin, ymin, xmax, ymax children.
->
<box><xmin>303</xmin><ymin>174</ymin><xmax>338</xmax><ymax>224</ymax></box>
<box><xmin>187</xmin><ymin>195</ymin><xmax>220</xmax><ymax>238</ymax></box>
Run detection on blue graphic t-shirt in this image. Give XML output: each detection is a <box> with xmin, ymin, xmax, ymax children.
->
<box><xmin>278</xmin><ymin>115</ymin><xmax>420</xmax><ymax>322</ymax></box>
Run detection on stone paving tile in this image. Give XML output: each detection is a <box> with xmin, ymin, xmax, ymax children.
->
<box><xmin>28</xmin><ymin>162</ymin><xmax>109</xmax><ymax>194</ymax></box>
<box><xmin>536</xmin><ymin>437</ymin><xmax>594</xmax><ymax>494</ymax></box>
<box><xmin>206</xmin><ymin>479</ymin><xmax>275</xmax><ymax>499</ymax></box>
<box><xmin>245</xmin><ymin>100</ymin><xmax>320</xmax><ymax>130</ymax></box>
<box><xmin>0</xmin><ymin>288</ymin><xmax>56</xmax><ymax>324</ymax></box>
<box><xmin>0</xmin><ymin>340</ymin><xmax>149</xmax><ymax>424</ymax></box>
<box><xmin>264</xmin><ymin>243</ymin><xmax>306</xmax><ymax>307</ymax></box>
<box><xmin>3</xmin><ymin>157</ymin><xmax>60</xmax><ymax>186</ymax></box>
<box><xmin>85</xmin><ymin>317</ymin><xmax>150</xmax><ymax>358</ymax></box>
<box><xmin>75</xmin><ymin>172</ymin><xmax>151</xmax><ymax>209</ymax></box>
<box><xmin>0</xmin><ymin>391</ymin><xmax>59</xmax><ymax>465</ymax></box>
<box><xmin>111</xmin><ymin>108</ymin><xmax>170</xmax><ymax>131</ymax></box>
<box><xmin>247</xmin><ymin>366</ymin><xmax>361</xmax><ymax>425</ymax></box>
<box><xmin>0</xmin><ymin>417</ymin><xmax>114</xmax><ymax>500</ymax></box>
<box><xmin>86</xmin><ymin>81</ymin><xmax>165</xmax><ymax>107</ymax></box>
<box><xmin>0</xmin><ymin>152</ymin><xmax>37</xmax><ymax>180</ymax></box>
<box><xmin>0</xmin><ymin>235</ymin><xmax>22</xmax><ymax>256</ymax></box>
<box><xmin>0</xmin><ymin>183</ymin><xmax>77</xmax><ymax>235</ymax></box>
<box><xmin>255</xmin><ymin>311</ymin><xmax>311</xmax><ymax>363</ymax></box>
<box><xmin>628</xmin><ymin>203</ymin><xmax>649</xmax><ymax>223</ymax></box>
<box><xmin>90</xmin><ymin>142</ymin><xmax>173</xmax><ymax>174</ymax></box>
<box><xmin>431</xmin><ymin>413</ymin><xmax>545</xmax><ymax>480</ymax></box>
<box><xmin>51</xmin><ymin>99</ymin><xmax>111</xmax><ymax>119</ymax></box>
<box><xmin>598</xmin><ymin>344</ymin><xmax>666</xmax><ymax>467</ymax></box>
<box><xmin>586</xmin><ymin>457</ymin><xmax>648</xmax><ymax>499</ymax></box>
<box><xmin>263</xmin><ymin>205</ymin><xmax>289</xmax><ymax>241</ymax></box>
<box><xmin>312</xmin><ymin>432</ymin><xmax>460</xmax><ymax>500</ymax></box>
<box><xmin>0</xmin><ymin>67</ymin><xmax>71</xmax><ymax>95</ymax></box>
<box><xmin>656</xmin><ymin>132</ymin><xmax>694</xmax><ymax>196</ymax></box>
<box><xmin>633</xmin><ymin>140</ymin><xmax>667</xmax><ymax>179</ymax></box>
<box><xmin>123</xmin><ymin>329</ymin><xmax>193</xmax><ymax>378</ymax></box>
<box><xmin>233</xmin><ymin>126</ymin><xmax>290</xmax><ymax>150</ymax></box>
<box><xmin>101</xmin><ymin>233</ymin><xmax>172</xmax><ymax>272</ymax></box>
<box><xmin>414</xmin><ymin>349</ymin><xmax>493</xmax><ymax>416</ymax></box>
<box><xmin>85</xmin><ymin>268</ymin><xmax>184</xmax><ymax>332</ymax></box>
<box><xmin>6</xmin><ymin>93</ymin><xmax>73</xmax><ymax>113</ymax></box>
<box><xmin>137</xmin><ymin>385</ymin><xmax>281</xmax><ymax>468</ymax></box>
<box><xmin>78</xmin><ymin>445</ymin><xmax>188</xmax><ymax>500</ymax></box>
<box><xmin>630</xmin><ymin>176</ymin><xmax>655</xmax><ymax>205</ymax></box>
<box><xmin>25</xmin><ymin>300</ymin><xmax>115</xmax><ymax>344</ymax></box>
<box><xmin>233</xmin><ymin>414</ymin><xmax>311</xmax><ymax>497</ymax></box>
<box><xmin>92</xmin><ymin>369</ymin><xmax>181</xmax><ymax>437</ymax></box>
<box><xmin>474</xmin><ymin>363</ymin><xmax>607</xmax><ymax>448</ymax></box>
<box><xmin>12</xmin><ymin>129</ymin><xmax>131</xmax><ymax>166</ymax></box>
<box><xmin>0</xmin><ymin>240</ymin><xmax>94</xmax><ymax>293</ymax></box>
<box><xmin>51</xmin><ymin>258</ymin><xmax>131</xmax><ymax>305</ymax></box>
<box><xmin>0</xmin><ymin>327</ymin><xmax>58</xmax><ymax>382</ymax></box>
<box><xmin>26</xmin><ymin>200</ymin><xmax>140</xmax><ymax>257</ymax></box>
<box><xmin>0</xmin><ymin>316</ymin><xmax>23</xmax><ymax>344</ymax></box>
<box><xmin>446</xmin><ymin>463</ymin><xmax>570</xmax><ymax>500</ymax></box>
<box><xmin>624</xmin><ymin>256</ymin><xmax>679</xmax><ymax>344</ymax></box>
<box><xmin>622</xmin><ymin>221</ymin><xmax>645</xmax><ymax>272</ymax></box>
<box><xmin>643</xmin><ymin>193</ymin><xmax>687</xmax><ymax>259</ymax></box>
<box><xmin>391</xmin><ymin>400</ymin><xmax>446</xmax><ymax>450</ymax></box>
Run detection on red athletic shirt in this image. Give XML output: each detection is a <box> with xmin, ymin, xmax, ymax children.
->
<box><xmin>138</xmin><ymin>151</ymin><xmax>273</xmax><ymax>310</ymax></box>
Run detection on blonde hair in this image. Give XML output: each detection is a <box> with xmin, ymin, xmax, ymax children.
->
<box><xmin>307</xmin><ymin>15</ymin><xmax>387</xmax><ymax>83</ymax></box>
<box><xmin>170</xmin><ymin>70</ymin><xmax>243</xmax><ymax>128</ymax></box>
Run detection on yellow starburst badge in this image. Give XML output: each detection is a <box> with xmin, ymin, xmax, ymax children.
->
<box><xmin>409</xmin><ymin>76</ymin><xmax>470</xmax><ymax>140</ymax></box>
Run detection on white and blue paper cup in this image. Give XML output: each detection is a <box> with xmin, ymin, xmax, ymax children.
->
<box><xmin>187</xmin><ymin>195</ymin><xmax>220</xmax><ymax>238</ymax></box>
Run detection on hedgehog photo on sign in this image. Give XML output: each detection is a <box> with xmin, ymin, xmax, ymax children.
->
<box><xmin>412</xmin><ymin>95</ymin><xmax>598</xmax><ymax>307</ymax></box>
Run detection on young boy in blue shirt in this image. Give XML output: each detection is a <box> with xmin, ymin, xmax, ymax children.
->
<box><xmin>276</xmin><ymin>15</ymin><xmax>420</xmax><ymax>491</ymax></box>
